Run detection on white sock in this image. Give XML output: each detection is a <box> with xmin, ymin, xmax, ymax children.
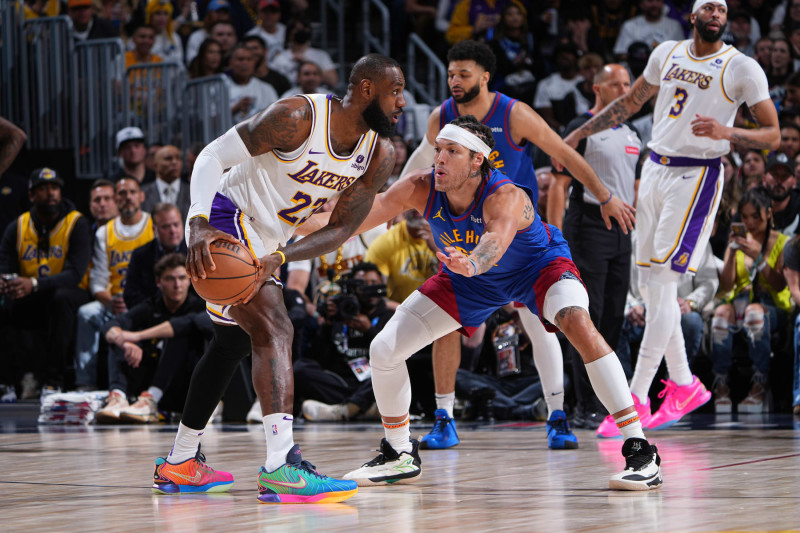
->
<box><xmin>168</xmin><ymin>422</ymin><xmax>204</xmax><ymax>464</ymax></box>
<box><xmin>435</xmin><ymin>392</ymin><xmax>455</xmax><ymax>418</ymax></box>
<box><xmin>616</xmin><ymin>411</ymin><xmax>646</xmax><ymax>441</ymax></box>
<box><xmin>664</xmin><ymin>316</ymin><xmax>693</xmax><ymax>386</ymax></box>
<box><xmin>146</xmin><ymin>386</ymin><xmax>163</xmax><ymax>404</ymax></box>
<box><xmin>630</xmin><ymin>346</ymin><xmax>663</xmax><ymax>401</ymax></box>
<box><xmin>264</xmin><ymin>413</ymin><xmax>294</xmax><ymax>472</ymax></box>
<box><xmin>518</xmin><ymin>307</ymin><xmax>564</xmax><ymax>416</ymax></box>
<box><xmin>383</xmin><ymin>415</ymin><xmax>412</xmax><ymax>454</ymax></box>
<box><xmin>585</xmin><ymin>353</ymin><xmax>634</xmax><ymax>415</ymax></box>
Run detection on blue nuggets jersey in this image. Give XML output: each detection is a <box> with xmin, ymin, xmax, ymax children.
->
<box><xmin>439</xmin><ymin>92</ymin><xmax>537</xmax><ymax>197</ymax></box>
<box><xmin>419</xmin><ymin>169</ymin><xmax>576</xmax><ymax>333</ymax></box>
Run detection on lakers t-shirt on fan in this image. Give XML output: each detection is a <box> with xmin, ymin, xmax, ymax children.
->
<box><xmin>16</xmin><ymin>210</ymin><xmax>85</xmax><ymax>278</ymax></box>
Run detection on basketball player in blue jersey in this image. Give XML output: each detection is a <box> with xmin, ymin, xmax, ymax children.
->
<box><xmin>401</xmin><ymin>40</ymin><xmax>636</xmax><ymax>450</ymax></box>
<box><xmin>338</xmin><ymin>116</ymin><xmax>661</xmax><ymax>491</ymax></box>
<box><xmin>562</xmin><ymin>0</ymin><xmax>780</xmax><ymax>432</ymax></box>
<box><xmin>150</xmin><ymin>54</ymin><xmax>405</xmax><ymax>504</ymax></box>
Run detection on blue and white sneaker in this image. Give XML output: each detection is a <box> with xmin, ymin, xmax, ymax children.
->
<box><xmin>546</xmin><ymin>410</ymin><xmax>579</xmax><ymax>449</ymax></box>
<box><xmin>420</xmin><ymin>409</ymin><xmax>459</xmax><ymax>449</ymax></box>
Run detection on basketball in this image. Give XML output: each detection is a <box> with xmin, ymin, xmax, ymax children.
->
<box><xmin>191</xmin><ymin>240</ymin><xmax>259</xmax><ymax>305</ymax></box>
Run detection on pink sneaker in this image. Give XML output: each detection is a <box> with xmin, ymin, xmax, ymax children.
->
<box><xmin>647</xmin><ymin>376</ymin><xmax>711</xmax><ymax>430</ymax></box>
<box><xmin>595</xmin><ymin>395</ymin><xmax>652</xmax><ymax>438</ymax></box>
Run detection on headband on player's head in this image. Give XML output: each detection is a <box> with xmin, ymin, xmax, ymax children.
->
<box><xmin>436</xmin><ymin>124</ymin><xmax>492</xmax><ymax>158</ymax></box>
<box><xmin>692</xmin><ymin>0</ymin><xmax>726</xmax><ymax>14</ymax></box>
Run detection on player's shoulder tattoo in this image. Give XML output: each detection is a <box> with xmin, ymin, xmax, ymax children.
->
<box><xmin>239</xmin><ymin>97</ymin><xmax>312</xmax><ymax>155</ymax></box>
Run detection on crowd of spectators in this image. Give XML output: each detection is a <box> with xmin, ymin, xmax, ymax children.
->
<box><xmin>4</xmin><ymin>0</ymin><xmax>800</xmax><ymax>421</ymax></box>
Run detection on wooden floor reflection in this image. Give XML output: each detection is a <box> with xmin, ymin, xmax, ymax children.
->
<box><xmin>1</xmin><ymin>415</ymin><xmax>799</xmax><ymax>532</ymax></box>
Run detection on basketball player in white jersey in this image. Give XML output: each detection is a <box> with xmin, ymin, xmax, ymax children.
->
<box><xmin>151</xmin><ymin>54</ymin><xmax>406</xmax><ymax>504</ymax></box>
<box><xmin>562</xmin><ymin>0</ymin><xmax>780</xmax><ymax>434</ymax></box>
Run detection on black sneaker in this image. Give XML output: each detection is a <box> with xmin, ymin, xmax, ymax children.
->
<box><xmin>343</xmin><ymin>438</ymin><xmax>422</xmax><ymax>486</ymax></box>
<box><xmin>609</xmin><ymin>438</ymin><xmax>663</xmax><ymax>491</ymax></box>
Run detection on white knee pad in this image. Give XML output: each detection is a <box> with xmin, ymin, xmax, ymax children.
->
<box><xmin>542</xmin><ymin>279</ymin><xmax>590</xmax><ymax>326</ymax></box>
<box><xmin>744</xmin><ymin>309</ymin><xmax>766</xmax><ymax>343</ymax></box>
<box><xmin>711</xmin><ymin>316</ymin><xmax>730</xmax><ymax>344</ymax></box>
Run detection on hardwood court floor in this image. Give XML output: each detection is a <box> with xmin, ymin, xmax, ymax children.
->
<box><xmin>1</xmin><ymin>409</ymin><xmax>799</xmax><ymax>533</ymax></box>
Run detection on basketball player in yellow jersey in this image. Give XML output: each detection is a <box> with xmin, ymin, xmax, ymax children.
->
<box><xmin>562</xmin><ymin>0</ymin><xmax>780</xmax><ymax>432</ymax></box>
<box><xmin>0</xmin><ymin>168</ymin><xmax>92</xmax><ymax>394</ymax></box>
<box><xmin>152</xmin><ymin>54</ymin><xmax>405</xmax><ymax>503</ymax></box>
<box><xmin>74</xmin><ymin>177</ymin><xmax>154</xmax><ymax>390</ymax></box>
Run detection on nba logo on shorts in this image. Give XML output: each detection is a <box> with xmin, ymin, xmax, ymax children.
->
<box><xmin>272</xmin><ymin>424</ymin><xmax>278</xmax><ymax>435</ymax></box>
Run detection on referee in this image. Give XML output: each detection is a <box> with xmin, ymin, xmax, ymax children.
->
<box><xmin>547</xmin><ymin>63</ymin><xmax>642</xmax><ymax>428</ymax></box>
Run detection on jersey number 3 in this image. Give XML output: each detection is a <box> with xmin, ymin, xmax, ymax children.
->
<box><xmin>277</xmin><ymin>191</ymin><xmax>328</xmax><ymax>226</ymax></box>
<box><xmin>668</xmin><ymin>88</ymin><xmax>688</xmax><ymax>118</ymax></box>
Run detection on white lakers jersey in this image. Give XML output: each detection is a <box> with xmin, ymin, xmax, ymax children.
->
<box><xmin>218</xmin><ymin>94</ymin><xmax>380</xmax><ymax>249</ymax></box>
<box><xmin>643</xmin><ymin>39</ymin><xmax>770</xmax><ymax>159</ymax></box>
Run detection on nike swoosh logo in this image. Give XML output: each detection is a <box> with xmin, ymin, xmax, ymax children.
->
<box><xmin>676</xmin><ymin>388</ymin><xmax>699</xmax><ymax>411</ymax></box>
<box><xmin>550</xmin><ymin>392</ymin><xmax>562</xmax><ymax>396</ymax></box>
<box><xmin>309</xmin><ymin>150</ymin><xmax>324</xmax><ymax>155</ymax></box>
<box><xmin>599</xmin><ymin>136</ymin><xmax>608</xmax><ymax>141</ymax></box>
<box><xmin>672</xmin><ymin>55</ymin><xmax>684</xmax><ymax>59</ymax></box>
<box><xmin>266</xmin><ymin>476</ymin><xmax>307</xmax><ymax>489</ymax></box>
<box><xmin>171</xmin><ymin>471</ymin><xmax>202</xmax><ymax>483</ymax></box>
<box><xmin>283</xmin><ymin>415</ymin><xmax>293</xmax><ymax>421</ymax></box>
<box><xmin>681</xmin><ymin>175</ymin><xmax>693</xmax><ymax>180</ymax></box>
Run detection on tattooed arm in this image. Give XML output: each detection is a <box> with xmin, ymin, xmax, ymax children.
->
<box><xmin>0</xmin><ymin>117</ymin><xmax>26</xmax><ymax>176</ymax></box>
<box><xmin>279</xmin><ymin>137</ymin><xmax>396</xmax><ymax>263</ymax></box>
<box><xmin>563</xmin><ymin>76</ymin><xmax>658</xmax><ymax>147</ymax></box>
<box><xmin>437</xmin><ymin>184</ymin><xmax>528</xmax><ymax>277</ymax></box>
<box><xmin>690</xmin><ymin>99</ymin><xmax>780</xmax><ymax>151</ymax></box>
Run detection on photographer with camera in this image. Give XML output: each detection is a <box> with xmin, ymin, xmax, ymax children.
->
<box><xmin>296</xmin><ymin>262</ymin><xmax>393</xmax><ymax>421</ymax></box>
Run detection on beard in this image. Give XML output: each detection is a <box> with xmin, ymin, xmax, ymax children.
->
<box><xmin>35</xmin><ymin>201</ymin><xmax>60</xmax><ymax>217</ymax></box>
<box><xmin>362</xmin><ymin>98</ymin><xmax>395</xmax><ymax>138</ymax></box>
<box><xmin>767</xmin><ymin>185</ymin><xmax>790</xmax><ymax>202</ymax></box>
<box><xmin>694</xmin><ymin>17</ymin><xmax>726</xmax><ymax>43</ymax></box>
<box><xmin>453</xmin><ymin>83</ymin><xmax>480</xmax><ymax>104</ymax></box>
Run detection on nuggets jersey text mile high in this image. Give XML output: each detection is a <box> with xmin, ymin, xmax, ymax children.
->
<box><xmin>421</xmin><ymin>169</ymin><xmax>574</xmax><ymax>329</ymax></box>
<box><xmin>439</xmin><ymin>93</ymin><xmax>537</xmax><ymax>195</ymax></box>
<box><xmin>217</xmin><ymin>94</ymin><xmax>380</xmax><ymax>250</ymax></box>
<box><xmin>644</xmin><ymin>39</ymin><xmax>770</xmax><ymax>159</ymax></box>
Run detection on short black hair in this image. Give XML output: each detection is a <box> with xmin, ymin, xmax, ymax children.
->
<box><xmin>448</xmin><ymin>115</ymin><xmax>495</xmax><ymax>176</ymax></box>
<box><xmin>780</xmin><ymin>121</ymin><xmax>800</xmax><ymax>136</ymax></box>
<box><xmin>350</xmin><ymin>261</ymin><xmax>382</xmax><ymax>278</ymax></box>
<box><xmin>348</xmin><ymin>54</ymin><xmax>401</xmax><ymax>88</ymax></box>
<box><xmin>154</xmin><ymin>252</ymin><xmax>187</xmax><ymax>279</ymax></box>
<box><xmin>242</xmin><ymin>34</ymin><xmax>267</xmax><ymax>49</ymax></box>
<box><xmin>446</xmin><ymin>40</ymin><xmax>496</xmax><ymax>77</ymax></box>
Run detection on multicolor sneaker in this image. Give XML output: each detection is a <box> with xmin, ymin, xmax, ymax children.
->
<box><xmin>420</xmin><ymin>409</ymin><xmax>459</xmax><ymax>449</ymax></box>
<box><xmin>343</xmin><ymin>438</ymin><xmax>422</xmax><ymax>486</ymax></box>
<box><xmin>596</xmin><ymin>395</ymin><xmax>652</xmax><ymax>438</ymax></box>
<box><xmin>152</xmin><ymin>445</ymin><xmax>234</xmax><ymax>494</ymax></box>
<box><xmin>546</xmin><ymin>410</ymin><xmax>578</xmax><ymax>449</ymax></box>
<box><xmin>609</xmin><ymin>437</ymin><xmax>663</xmax><ymax>491</ymax></box>
<box><xmin>647</xmin><ymin>376</ymin><xmax>711</xmax><ymax>430</ymax></box>
<box><xmin>257</xmin><ymin>444</ymin><xmax>357</xmax><ymax>504</ymax></box>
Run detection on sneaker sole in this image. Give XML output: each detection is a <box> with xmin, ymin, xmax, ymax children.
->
<box><xmin>609</xmin><ymin>469</ymin><xmax>663</xmax><ymax>491</ymax></box>
<box><xmin>420</xmin><ymin>438</ymin><xmax>459</xmax><ymax>449</ymax></box>
<box><xmin>94</xmin><ymin>412</ymin><xmax>122</xmax><ymax>424</ymax></box>
<box><xmin>119</xmin><ymin>412</ymin><xmax>158</xmax><ymax>424</ymax></box>
<box><xmin>548</xmin><ymin>439</ymin><xmax>579</xmax><ymax>450</ymax></box>
<box><xmin>152</xmin><ymin>480</ymin><xmax>234</xmax><ymax>494</ymax></box>
<box><xmin>349</xmin><ymin>469</ymin><xmax>422</xmax><ymax>487</ymax></box>
<box><xmin>257</xmin><ymin>488</ymin><xmax>358</xmax><ymax>504</ymax></box>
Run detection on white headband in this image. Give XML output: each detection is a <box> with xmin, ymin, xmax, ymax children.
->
<box><xmin>692</xmin><ymin>0</ymin><xmax>726</xmax><ymax>14</ymax></box>
<box><xmin>436</xmin><ymin>124</ymin><xmax>492</xmax><ymax>158</ymax></box>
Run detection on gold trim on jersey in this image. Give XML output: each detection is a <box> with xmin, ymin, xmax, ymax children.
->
<box><xmin>651</xmin><ymin>166</ymin><xmax>710</xmax><ymax>265</ymax></box>
<box><xmin>685</xmin><ymin>42</ymin><xmax>733</xmax><ymax>63</ymax></box>
<box><xmin>659</xmin><ymin>41</ymin><xmax>684</xmax><ymax>77</ymax></box>
<box><xmin>719</xmin><ymin>50</ymin><xmax>741</xmax><ymax>104</ymax></box>
<box><xmin>273</xmin><ymin>94</ymin><xmax>318</xmax><ymax>163</ymax></box>
<box><xmin>324</xmin><ymin>97</ymin><xmax>369</xmax><ymax>161</ymax></box>
<box><xmin>109</xmin><ymin>214</ymin><xmax>153</xmax><ymax>242</ymax></box>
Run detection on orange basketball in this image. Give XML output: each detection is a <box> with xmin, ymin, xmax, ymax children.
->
<box><xmin>192</xmin><ymin>240</ymin><xmax>259</xmax><ymax>306</ymax></box>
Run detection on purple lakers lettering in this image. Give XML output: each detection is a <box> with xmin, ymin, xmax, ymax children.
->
<box><xmin>662</xmin><ymin>63</ymin><xmax>712</xmax><ymax>90</ymax></box>
<box><xmin>21</xmin><ymin>244</ymin><xmax>64</xmax><ymax>261</ymax></box>
<box><xmin>287</xmin><ymin>161</ymin><xmax>359</xmax><ymax>192</ymax></box>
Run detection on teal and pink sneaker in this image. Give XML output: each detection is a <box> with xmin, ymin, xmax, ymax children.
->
<box><xmin>596</xmin><ymin>394</ymin><xmax>652</xmax><ymax>438</ymax></box>
<box><xmin>152</xmin><ymin>445</ymin><xmax>234</xmax><ymax>494</ymax></box>
<box><xmin>257</xmin><ymin>445</ymin><xmax>358</xmax><ymax>504</ymax></box>
<box><xmin>647</xmin><ymin>376</ymin><xmax>711</xmax><ymax>430</ymax></box>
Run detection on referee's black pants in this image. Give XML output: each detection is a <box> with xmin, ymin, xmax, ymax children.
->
<box><xmin>562</xmin><ymin>201</ymin><xmax>631</xmax><ymax>414</ymax></box>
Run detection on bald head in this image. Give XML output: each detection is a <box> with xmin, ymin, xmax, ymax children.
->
<box><xmin>593</xmin><ymin>64</ymin><xmax>631</xmax><ymax>109</ymax></box>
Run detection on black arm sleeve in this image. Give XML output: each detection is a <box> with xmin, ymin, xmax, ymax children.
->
<box><xmin>102</xmin><ymin>299</ymin><xmax>157</xmax><ymax>335</ymax></box>
<box><xmin>0</xmin><ymin>220</ymin><xmax>19</xmax><ymax>274</ymax></box>
<box><xmin>38</xmin><ymin>215</ymin><xmax>92</xmax><ymax>292</ymax></box>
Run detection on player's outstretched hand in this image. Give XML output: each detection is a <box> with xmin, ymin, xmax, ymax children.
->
<box><xmin>186</xmin><ymin>217</ymin><xmax>240</xmax><ymax>281</ymax></box>
<box><xmin>437</xmin><ymin>246</ymin><xmax>478</xmax><ymax>277</ymax></box>
<box><xmin>600</xmin><ymin>195</ymin><xmax>636</xmax><ymax>234</ymax></box>
<box><xmin>691</xmin><ymin>114</ymin><xmax>728</xmax><ymax>140</ymax></box>
<box><xmin>242</xmin><ymin>251</ymin><xmax>284</xmax><ymax>305</ymax></box>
